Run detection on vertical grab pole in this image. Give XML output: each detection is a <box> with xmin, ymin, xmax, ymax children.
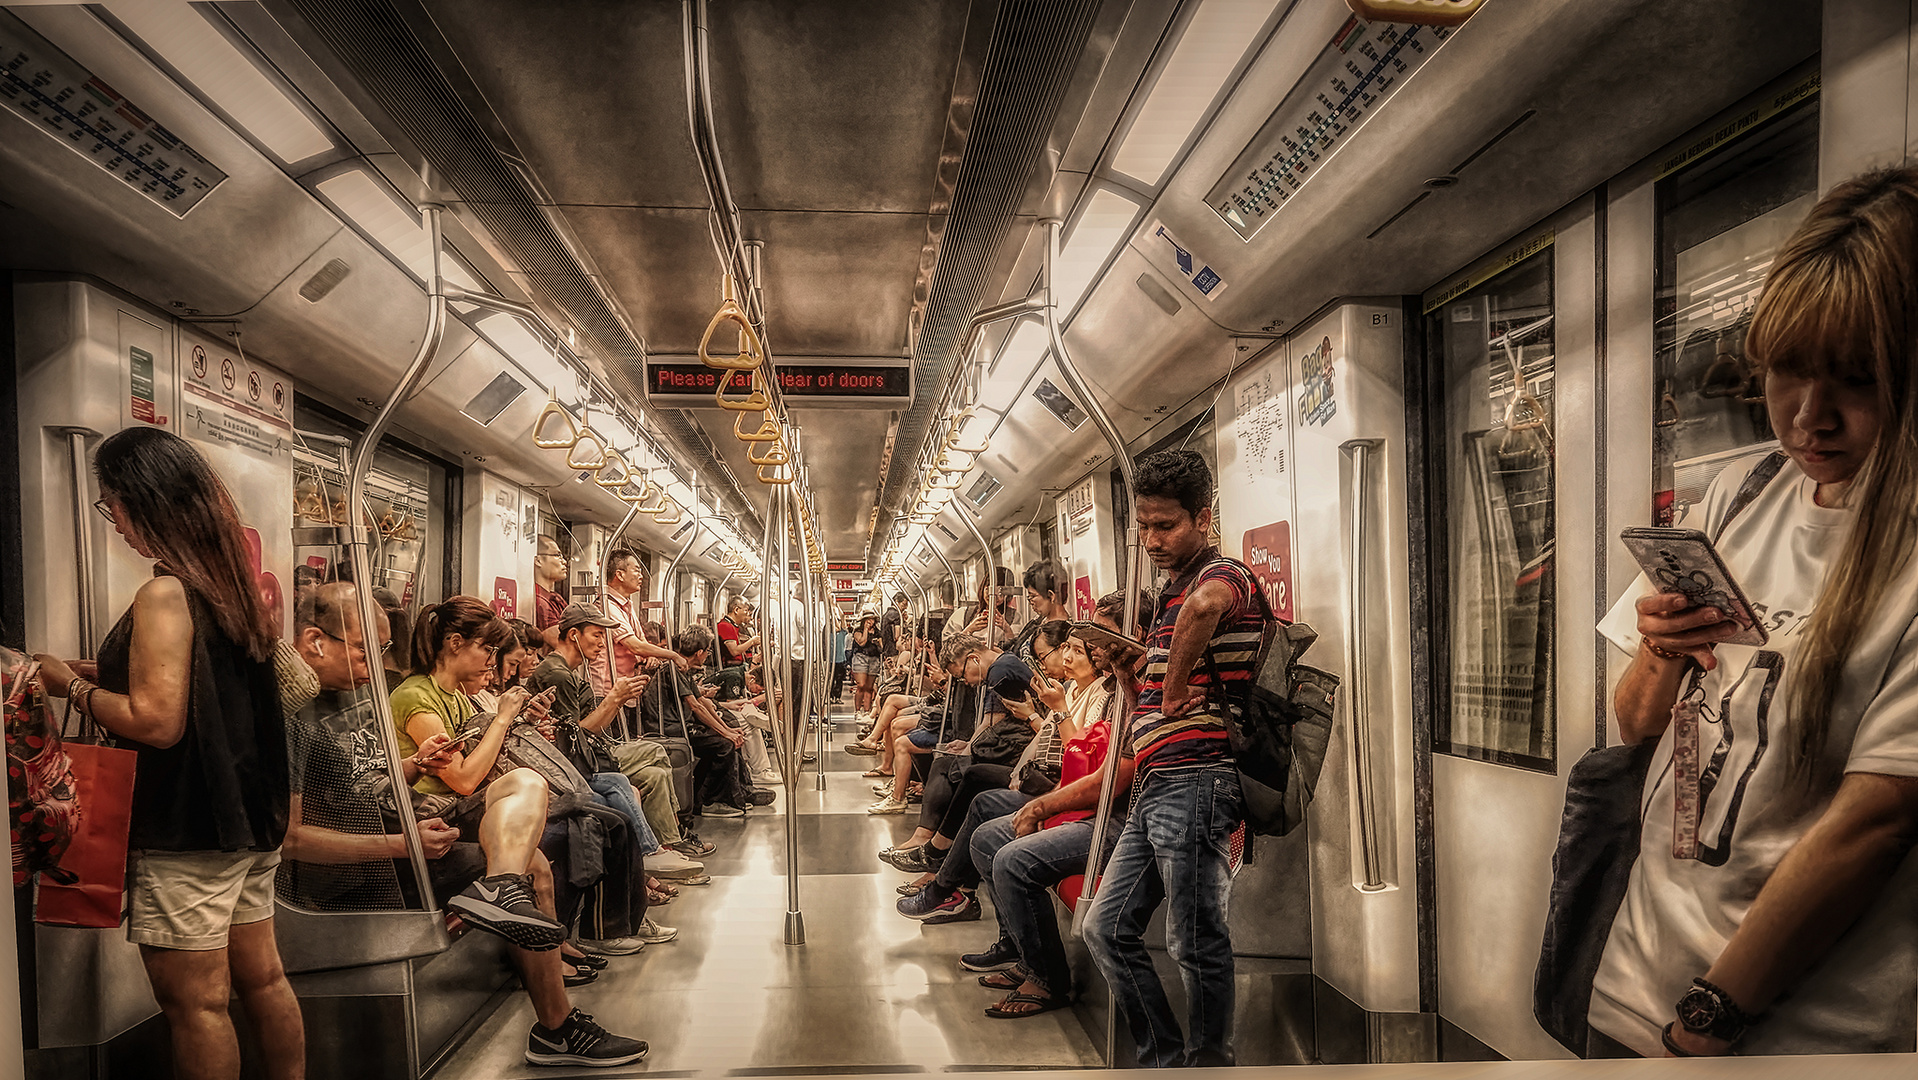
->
<box><xmin>600</xmin><ymin>500</ymin><xmax>645</xmax><ymax>739</ymax></box>
<box><xmin>953</xmin><ymin>502</ymin><xmax>995</xmax><ymax>741</ymax></box>
<box><xmin>763</xmin><ymin>485</ymin><xmax>804</xmax><ymax>945</ymax></box>
<box><xmin>1342</xmin><ymin>438</ymin><xmax>1388</xmax><ymax>892</ymax></box>
<box><xmin>1040</xmin><ymin>219</ymin><xmax>1149</xmax><ymax>937</ymax></box>
<box><xmin>662</xmin><ymin>477</ymin><xmax>702</xmax><ymax>640</ymax></box>
<box><xmin>790</xmin><ymin>484</ymin><xmax>822</xmax><ymax>792</ymax></box>
<box><xmin>58</xmin><ymin>428</ymin><xmax>100</xmax><ymax>657</ymax></box>
<box><xmin>347</xmin><ymin>204</ymin><xmax>449</xmax><ymax>912</ymax></box>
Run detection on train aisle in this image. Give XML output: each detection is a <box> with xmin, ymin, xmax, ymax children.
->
<box><xmin>437</xmin><ymin>705</ymin><xmax>1105</xmax><ymax>1077</ymax></box>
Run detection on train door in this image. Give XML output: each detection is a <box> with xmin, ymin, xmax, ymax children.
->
<box><xmin>1216</xmin><ymin>298</ymin><xmax>1422</xmax><ymax>1062</ymax></box>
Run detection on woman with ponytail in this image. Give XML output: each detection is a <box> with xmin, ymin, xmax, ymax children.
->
<box><xmin>1594</xmin><ymin>165</ymin><xmax>1918</xmax><ymax>1057</ymax></box>
<box><xmin>390</xmin><ymin>596</ymin><xmax>531</xmax><ymax>800</ymax></box>
<box><xmin>35</xmin><ymin>427</ymin><xmax>302</xmax><ymax>1080</ymax></box>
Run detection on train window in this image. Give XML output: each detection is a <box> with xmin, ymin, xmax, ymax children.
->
<box><xmin>1428</xmin><ymin>244</ymin><xmax>1556</xmax><ymax>771</ymax></box>
<box><xmin>1652</xmin><ymin>88</ymin><xmax>1818</xmax><ymax>523</ymax></box>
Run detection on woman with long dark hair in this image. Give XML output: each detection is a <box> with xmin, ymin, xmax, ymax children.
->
<box><xmin>1595</xmin><ymin>165</ymin><xmax>1918</xmax><ymax>1057</ymax></box>
<box><xmin>37</xmin><ymin>427</ymin><xmax>302</xmax><ymax>1080</ymax></box>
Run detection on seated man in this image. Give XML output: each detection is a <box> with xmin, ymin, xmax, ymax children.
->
<box><xmin>284</xmin><ymin>583</ymin><xmax>647</xmax><ymax>1068</ymax></box>
<box><xmin>527</xmin><ymin>603</ymin><xmax>708</xmax><ymax>894</ymax></box>
<box><xmin>869</xmin><ymin>634</ymin><xmax>1023</xmax><ymax>816</ymax></box>
<box><xmin>643</xmin><ymin>627</ymin><xmax>772</xmax><ymax>818</ymax></box>
<box><xmin>710</xmin><ymin>664</ymin><xmax>781</xmax><ymax>788</ymax></box>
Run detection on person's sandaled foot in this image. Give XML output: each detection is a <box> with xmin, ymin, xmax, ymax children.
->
<box><xmin>862</xmin><ymin>768</ymin><xmax>892</xmax><ymax>778</ymax></box>
<box><xmin>985</xmin><ymin>988</ymin><xmax>1070</xmax><ymax>1018</ymax></box>
<box><xmin>844</xmin><ymin>742</ymin><xmax>881</xmax><ymax>757</ymax></box>
<box><xmin>977</xmin><ymin>968</ymin><xmax>1024</xmax><ymax>991</ymax></box>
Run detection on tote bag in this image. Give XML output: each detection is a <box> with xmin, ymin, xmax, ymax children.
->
<box><xmin>36</xmin><ymin>705</ymin><xmax>137</xmax><ymax>929</ymax></box>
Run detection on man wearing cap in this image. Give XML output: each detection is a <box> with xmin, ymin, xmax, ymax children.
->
<box><xmin>531</xmin><ymin>604</ymin><xmax>710</xmax><ymax>872</ymax></box>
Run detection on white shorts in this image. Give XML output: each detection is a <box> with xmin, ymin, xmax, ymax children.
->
<box><xmin>127</xmin><ymin>848</ymin><xmax>281</xmax><ymax>950</ymax></box>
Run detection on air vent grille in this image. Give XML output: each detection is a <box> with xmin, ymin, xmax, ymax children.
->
<box><xmin>1032</xmin><ymin>378</ymin><xmax>1086</xmax><ymax>430</ymax></box>
<box><xmin>460</xmin><ymin>370</ymin><xmax>526</xmax><ymax>426</ymax></box>
<box><xmin>966</xmin><ymin>473</ymin><xmax>1002</xmax><ymax>507</ymax></box>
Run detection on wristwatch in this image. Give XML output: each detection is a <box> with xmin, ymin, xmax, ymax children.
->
<box><xmin>1675</xmin><ymin>978</ymin><xmax>1756</xmax><ymax>1044</ymax></box>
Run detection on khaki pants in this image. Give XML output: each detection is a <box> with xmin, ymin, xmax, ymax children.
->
<box><xmin>612</xmin><ymin>739</ymin><xmax>682</xmax><ymax>845</ymax></box>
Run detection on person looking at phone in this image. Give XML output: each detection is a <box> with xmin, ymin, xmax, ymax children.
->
<box><xmin>281</xmin><ymin>585</ymin><xmax>647</xmax><ymax>1068</ymax></box>
<box><xmin>594</xmin><ymin>549</ymin><xmax>689</xmax><ymax>702</ymax></box>
<box><xmin>1083</xmin><ymin>449</ymin><xmax>1260</xmax><ymax>1068</ymax></box>
<box><xmin>389</xmin><ymin>597</ymin><xmax>532</xmax><ymax>801</ymax></box>
<box><xmin>716</xmin><ymin>596</ymin><xmax>759</xmax><ymax>667</ymax></box>
<box><xmin>1591</xmin><ymin>166</ymin><xmax>1918</xmax><ymax>1058</ymax></box>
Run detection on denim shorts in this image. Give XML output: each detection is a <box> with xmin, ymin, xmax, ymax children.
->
<box><xmin>849</xmin><ymin>653</ymin><xmax>883</xmax><ymax>675</ymax></box>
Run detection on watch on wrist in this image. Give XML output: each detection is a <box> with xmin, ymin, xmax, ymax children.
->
<box><xmin>1675</xmin><ymin>978</ymin><xmax>1756</xmax><ymax>1044</ymax></box>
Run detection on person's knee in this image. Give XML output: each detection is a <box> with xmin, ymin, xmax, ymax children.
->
<box><xmin>146</xmin><ymin>952</ymin><xmax>230</xmax><ymax>1014</ymax></box>
<box><xmin>491</xmin><ymin>767</ymin><xmax>549</xmax><ymax>808</ymax></box>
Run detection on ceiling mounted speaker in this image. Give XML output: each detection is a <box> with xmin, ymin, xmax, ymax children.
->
<box><xmin>532</xmin><ymin>398</ymin><xmax>580</xmax><ymax>449</ymax></box>
<box><xmin>565</xmin><ymin>426</ymin><xmax>608</xmax><ymax>470</ymax></box>
<box><xmin>299</xmin><ymin>258</ymin><xmax>352</xmax><ymax>303</ymax></box>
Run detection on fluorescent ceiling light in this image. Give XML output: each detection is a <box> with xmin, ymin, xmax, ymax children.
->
<box><xmin>478</xmin><ymin>312</ymin><xmax>574</xmax><ymax>395</ymax></box>
<box><xmin>981</xmin><ymin>320</ymin><xmax>1049</xmax><ymax>410</ymax></box>
<box><xmin>105</xmin><ymin>0</ymin><xmax>333</xmax><ymax>163</ymax></box>
<box><xmin>1053</xmin><ymin>188</ymin><xmax>1143</xmax><ymax>316</ymax></box>
<box><xmin>1110</xmin><ymin>0</ymin><xmax>1286</xmax><ymax>187</ymax></box>
<box><xmin>316</xmin><ymin>168</ymin><xmax>486</xmax><ymax>294</ymax></box>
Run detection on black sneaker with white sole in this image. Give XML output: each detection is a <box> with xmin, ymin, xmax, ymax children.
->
<box><xmin>921</xmin><ymin>890</ymin><xmax>982</xmax><ymax>925</ymax></box>
<box><xmin>961</xmin><ymin>938</ymin><xmax>1021</xmax><ymax>971</ymax></box>
<box><xmin>447</xmin><ymin>873</ymin><xmax>566</xmax><ymax>950</ymax></box>
<box><xmin>672</xmin><ymin>834</ymin><xmax>717</xmax><ymax>857</ymax></box>
<box><xmin>525</xmin><ymin>1009</ymin><xmax>648</xmax><ymax>1067</ymax></box>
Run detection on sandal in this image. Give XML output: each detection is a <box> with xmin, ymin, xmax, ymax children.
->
<box><xmin>564</xmin><ymin>964</ymin><xmax>600</xmax><ymax>988</ymax></box>
<box><xmin>862</xmin><ymin>768</ymin><xmax>893</xmax><ymax>778</ymax></box>
<box><xmin>977</xmin><ymin>969</ymin><xmax>1023</xmax><ymax>991</ymax></box>
<box><xmin>985</xmin><ymin>990</ymin><xmax>1070</xmax><ymax>1019</ymax></box>
<box><xmin>572</xmin><ymin>952</ymin><xmax>609</xmax><ymax>971</ymax></box>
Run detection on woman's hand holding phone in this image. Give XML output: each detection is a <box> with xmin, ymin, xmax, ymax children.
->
<box><xmin>1635</xmin><ymin>592</ymin><xmax>1744</xmax><ymax>672</ymax></box>
<box><xmin>1033</xmin><ymin>674</ymin><xmax>1066</xmax><ymax>713</ymax></box>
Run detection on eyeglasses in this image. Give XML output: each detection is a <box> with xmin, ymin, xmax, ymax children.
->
<box><xmin>93</xmin><ymin>499</ymin><xmax>116</xmax><ymax>524</ymax></box>
<box><xmin>320</xmin><ymin>628</ymin><xmax>371</xmax><ymax>660</ymax></box>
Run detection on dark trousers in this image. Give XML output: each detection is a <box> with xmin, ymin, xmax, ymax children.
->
<box><xmin>688</xmin><ymin>727</ymin><xmax>750</xmax><ymax>809</ymax></box>
<box><xmin>830</xmin><ymin>661</ymin><xmax>849</xmax><ymax>702</ymax></box>
<box><xmin>919</xmin><ymin>763</ymin><xmax>1014</xmax><ymax>835</ymax></box>
<box><xmin>933</xmin><ymin>786</ymin><xmax>1028</xmax><ymax>891</ymax></box>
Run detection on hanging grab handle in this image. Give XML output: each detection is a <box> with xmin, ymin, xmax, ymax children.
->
<box><xmin>716</xmin><ymin>370</ymin><xmax>770</xmax><ymax>412</ymax></box>
<box><xmin>652</xmin><ymin>498</ymin><xmax>683</xmax><ymax>526</ymax></box>
<box><xmin>593</xmin><ymin>450</ymin><xmax>634</xmax><ymax>489</ymax></box>
<box><xmin>758</xmin><ymin>461</ymin><xmax>794</xmax><ymax>485</ymax></box>
<box><xmin>748</xmin><ymin>438</ymin><xmax>791</xmax><ymax>467</ymax></box>
<box><xmin>565</xmin><ymin>425</ymin><xmax>609</xmax><ymax>471</ymax></box>
<box><xmin>532</xmin><ymin>396</ymin><xmax>581</xmax><ymax>449</ymax></box>
<box><xmin>735</xmin><ymin>410</ymin><xmax>781</xmax><ymax>443</ymax></box>
<box><xmin>699</xmin><ymin>275</ymin><xmax>766</xmax><ymax>371</ymax></box>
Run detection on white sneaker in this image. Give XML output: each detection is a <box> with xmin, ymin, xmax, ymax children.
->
<box><xmin>737</xmin><ymin>705</ymin><xmax>773</xmax><ymax>732</ymax></box>
<box><xmin>643</xmin><ymin>849</ymin><xmax>706</xmax><ymax>878</ymax></box>
<box><xmin>752</xmin><ymin>771</ymin><xmax>783</xmax><ymax>787</ymax></box>
<box><xmin>576</xmin><ymin>936</ymin><xmax>644</xmax><ymax>956</ymax></box>
<box><xmin>635</xmin><ymin>916</ymin><xmax>678</xmax><ymax>944</ymax></box>
<box><xmin>867</xmin><ymin>796</ymin><xmax>910</xmax><ymax>815</ymax></box>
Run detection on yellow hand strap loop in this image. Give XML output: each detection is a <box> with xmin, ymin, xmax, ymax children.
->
<box><xmin>715</xmin><ymin>369</ymin><xmax>770</xmax><ymax>412</ymax></box>
<box><xmin>532</xmin><ymin>398</ymin><xmax>581</xmax><ymax>449</ymax></box>
<box><xmin>699</xmin><ymin>275</ymin><xmax>765</xmax><ymax>371</ymax></box>
<box><xmin>734</xmin><ymin>410</ymin><xmax>781</xmax><ymax>443</ymax></box>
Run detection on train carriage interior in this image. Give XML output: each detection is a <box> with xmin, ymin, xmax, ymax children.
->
<box><xmin>2</xmin><ymin>0</ymin><xmax>1917</xmax><ymax>1076</ymax></box>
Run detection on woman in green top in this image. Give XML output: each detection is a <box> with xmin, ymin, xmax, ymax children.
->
<box><xmin>390</xmin><ymin>596</ymin><xmax>530</xmax><ymax>798</ymax></box>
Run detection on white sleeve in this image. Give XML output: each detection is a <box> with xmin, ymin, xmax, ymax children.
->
<box><xmin>1598</xmin><ymin>571</ymin><xmax>1656</xmax><ymax>657</ymax></box>
<box><xmin>1596</xmin><ymin>454</ymin><xmax>1761</xmax><ymax>657</ymax></box>
<box><xmin>1844</xmin><ymin>616</ymin><xmax>1918</xmax><ymax>778</ymax></box>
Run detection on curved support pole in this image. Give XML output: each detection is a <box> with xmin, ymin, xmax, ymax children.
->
<box><xmin>953</xmin><ymin>502</ymin><xmax>995</xmax><ymax>740</ymax></box>
<box><xmin>347</xmin><ymin>204</ymin><xmax>449</xmax><ymax>911</ymax></box>
<box><xmin>1039</xmin><ymin>218</ymin><xmax>1150</xmax><ymax>932</ymax></box>
<box><xmin>598</xmin><ymin>500</ymin><xmax>646</xmax><ymax>712</ymax></box>
<box><xmin>661</xmin><ymin>478</ymin><xmax>702</xmax><ymax>638</ymax></box>
<box><xmin>759</xmin><ymin>479</ymin><xmax>804</xmax><ymax>945</ymax></box>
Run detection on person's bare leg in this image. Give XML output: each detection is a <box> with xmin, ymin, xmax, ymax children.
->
<box><xmin>892</xmin><ymin>735</ymin><xmax>918</xmax><ymax>801</ymax></box>
<box><xmin>516</xmin><ymin>853</ymin><xmax>570</xmax><ymax>1030</ymax></box>
<box><xmin>480</xmin><ymin>768</ymin><xmax>549</xmax><ymax>875</ymax></box>
<box><xmin>141</xmin><ymin>945</ymin><xmax>240</xmax><ymax>1080</ymax></box>
<box><xmin>227</xmin><ymin>918</ymin><xmax>306</xmax><ymax>1080</ymax></box>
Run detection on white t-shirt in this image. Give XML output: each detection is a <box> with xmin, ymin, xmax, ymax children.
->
<box><xmin>1591</xmin><ymin>451</ymin><xmax>1918</xmax><ymax>1055</ymax></box>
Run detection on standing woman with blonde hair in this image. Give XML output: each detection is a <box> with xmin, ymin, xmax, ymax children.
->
<box><xmin>37</xmin><ymin>427</ymin><xmax>303</xmax><ymax>1080</ymax></box>
<box><xmin>1593</xmin><ymin>165</ymin><xmax>1918</xmax><ymax>1058</ymax></box>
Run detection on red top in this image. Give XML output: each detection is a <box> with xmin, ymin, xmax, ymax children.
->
<box><xmin>534</xmin><ymin>584</ymin><xmax>565</xmax><ymax>631</ymax></box>
<box><xmin>1044</xmin><ymin>718</ymin><xmax>1111</xmax><ymax>829</ymax></box>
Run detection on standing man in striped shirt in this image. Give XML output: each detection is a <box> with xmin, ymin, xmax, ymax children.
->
<box><xmin>1085</xmin><ymin>450</ymin><xmax>1262</xmax><ymax>1068</ymax></box>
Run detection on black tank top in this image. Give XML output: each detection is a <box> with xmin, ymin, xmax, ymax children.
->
<box><xmin>97</xmin><ymin>582</ymin><xmax>288</xmax><ymax>852</ymax></box>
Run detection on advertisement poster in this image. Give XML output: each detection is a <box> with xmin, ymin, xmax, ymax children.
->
<box><xmin>1242</xmin><ymin>521</ymin><xmax>1294</xmax><ymax>622</ymax></box>
<box><xmin>493</xmin><ymin>577</ymin><xmax>518</xmax><ymax>619</ymax></box>
<box><xmin>1074</xmin><ymin>576</ymin><xmax>1094</xmax><ymax>621</ymax></box>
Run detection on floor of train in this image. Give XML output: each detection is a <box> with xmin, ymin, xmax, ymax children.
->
<box><xmin>436</xmin><ymin>704</ymin><xmax>1105</xmax><ymax>1078</ymax></box>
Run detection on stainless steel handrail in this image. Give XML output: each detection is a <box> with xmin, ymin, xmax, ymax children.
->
<box><xmin>1341</xmin><ymin>438</ymin><xmax>1388</xmax><ymax>892</ymax></box>
<box><xmin>661</xmin><ymin>477</ymin><xmax>702</xmax><ymax>638</ymax></box>
<box><xmin>598</xmin><ymin>500</ymin><xmax>646</xmax><ymax>737</ymax></box>
<box><xmin>347</xmin><ymin>204</ymin><xmax>449</xmax><ymax>911</ymax></box>
<box><xmin>954</xmin><ymin>501</ymin><xmax>995</xmax><ymax>744</ymax></box>
<box><xmin>791</xmin><ymin>484</ymin><xmax>823</xmax><ymax>792</ymax></box>
<box><xmin>57</xmin><ymin>427</ymin><xmax>100</xmax><ymax>657</ymax></box>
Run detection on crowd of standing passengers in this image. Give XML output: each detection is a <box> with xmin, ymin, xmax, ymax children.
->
<box><xmin>11</xmin><ymin>163</ymin><xmax>1918</xmax><ymax>1077</ymax></box>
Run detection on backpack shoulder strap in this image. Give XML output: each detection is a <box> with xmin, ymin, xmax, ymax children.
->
<box><xmin>1713</xmin><ymin>450</ymin><xmax>1788</xmax><ymax>542</ymax></box>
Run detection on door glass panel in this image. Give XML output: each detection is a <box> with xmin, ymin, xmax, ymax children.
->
<box><xmin>1652</xmin><ymin>97</ymin><xmax>1818</xmax><ymax>523</ymax></box>
<box><xmin>1430</xmin><ymin>247</ymin><xmax>1556</xmax><ymax>770</ymax></box>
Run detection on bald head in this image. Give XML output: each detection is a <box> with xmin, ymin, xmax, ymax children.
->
<box><xmin>296</xmin><ymin>581</ymin><xmax>391</xmax><ymax>691</ymax></box>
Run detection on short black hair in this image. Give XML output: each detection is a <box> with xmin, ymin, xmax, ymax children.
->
<box><xmin>1134</xmin><ymin>450</ymin><xmax>1212</xmax><ymax>519</ymax></box>
<box><xmin>1022</xmin><ymin>558</ymin><xmax>1067</xmax><ymax>601</ymax></box>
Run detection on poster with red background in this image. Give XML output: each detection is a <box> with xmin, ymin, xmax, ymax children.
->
<box><xmin>1241</xmin><ymin>521</ymin><xmax>1294</xmax><ymax>621</ymax></box>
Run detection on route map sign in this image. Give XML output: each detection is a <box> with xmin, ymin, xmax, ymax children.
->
<box><xmin>1206</xmin><ymin>16</ymin><xmax>1453</xmax><ymax>241</ymax></box>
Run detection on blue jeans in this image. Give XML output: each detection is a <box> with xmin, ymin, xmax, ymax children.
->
<box><xmin>974</xmin><ymin>813</ymin><xmax>1094</xmax><ymax>1001</ymax></box>
<box><xmin>1083</xmin><ymin>764</ymin><xmax>1243</xmax><ymax>1068</ymax></box>
<box><xmin>589</xmin><ymin>772</ymin><xmax>660</xmax><ymax>855</ymax></box>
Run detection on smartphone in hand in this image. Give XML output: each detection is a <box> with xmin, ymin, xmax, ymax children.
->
<box><xmin>1621</xmin><ymin>526</ymin><xmax>1768</xmax><ymax>646</ymax></box>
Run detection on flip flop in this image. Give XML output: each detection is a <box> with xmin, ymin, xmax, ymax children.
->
<box><xmin>977</xmin><ymin>969</ymin><xmax>1023</xmax><ymax>991</ymax></box>
<box><xmin>985</xmin><ymin>990</ymin><xmax>1070</xmax><ymax>1019</ymax></box>
<box><xmin>862</xmin><ymin>768</ymin><xmax>893</xmax><ymax>778</ymax></box>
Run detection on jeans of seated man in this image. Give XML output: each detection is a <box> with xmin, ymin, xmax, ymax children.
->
<box><xmin>1083</xmin><ymin>763</ymin><xmax>1243</xmax><ymax>1068</ymax></box>
<box><xmin>688</xmin><ymin>727</ymin><xmax>752</xmax><ymax>809</ymax></box>
<box><xmin>588</xmin><ymin>772</ymin><xmax>660</xmax><ymax>855</ymax></box>
<box><xmin>974</xmin><ymin>814</ymin><xmax>1096</xmax><ymax>1002</ymax></box>
<box><xmin>932</xmin><ymin>787</ymin><xmax>1028</xmax><ymax>892</ymax></box>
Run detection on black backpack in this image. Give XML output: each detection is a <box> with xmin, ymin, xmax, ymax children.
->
<box><xmin>1199</xmin><ymin>556</ymin><xmax>1340</xmax><ymax>837</ymax></box>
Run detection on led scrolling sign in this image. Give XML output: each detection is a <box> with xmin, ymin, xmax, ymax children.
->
<box><xmin>647</xmin><ymin>363</ymin><xmax>912</xmax><ymax>404</ymax></box>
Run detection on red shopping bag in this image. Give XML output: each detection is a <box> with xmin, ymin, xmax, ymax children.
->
<box><xmin>36</xmin><ymin>713</ymin><xmax>137</xmax><ymax>929</ymax></box>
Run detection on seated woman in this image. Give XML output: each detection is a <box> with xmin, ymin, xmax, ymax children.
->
<box><xmin>282</xmin><ymin>584</ymin><xmax>648</xmax><ymax>1067</ymax></box>
<box><xmin>897</xmin><ymin>621</ymin><xmax>1111</xmax><ymax>926</ymax></box>
<box><xmin>963</xmin><ymin>592</ymin><xmax>1143</xmax><ymax>1018</ymax></box>
<box><xmin>886</xmin><ymin>621</ymin><xmax>1081</xmax><ymax>874</ymax></box>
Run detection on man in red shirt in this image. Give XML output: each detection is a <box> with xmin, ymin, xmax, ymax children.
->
<box><xmin>534</xmin><ymin>534</ymin><xmax>568</xmax><ymax>650</ymax></box>
<box><xmin>715</xmin><ymin>596</ymin><xmax>759</xmax><ymax>668</ymax></box>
